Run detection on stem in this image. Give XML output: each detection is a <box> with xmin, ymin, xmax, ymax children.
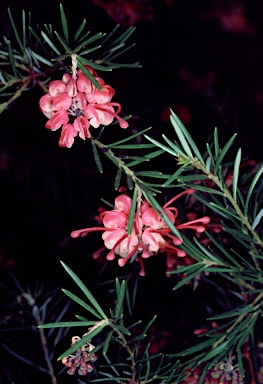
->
<box><xmin>22</xmin><ymin>293</ymin><xmax>58</xmax><ymax>384</ymax></box>
<box><xmin>93</xmin><ymin>138</ymin><xmax>137</xmax><ymax>181</ymax></box>
<box><xmin>109</xmin><ymin>321</ymin><xmax>137</xmax><ymax>383</ymax></box>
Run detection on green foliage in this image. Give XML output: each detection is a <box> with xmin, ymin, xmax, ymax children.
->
<box><xmin>1</xmin><ymin>4</ymin><xmax>263</xmax><ymax>382</ymax></box>
<box><xmin>0</xmin><ymin>4</ymin><xmax>140</xmax><ymax>113</ymax></box>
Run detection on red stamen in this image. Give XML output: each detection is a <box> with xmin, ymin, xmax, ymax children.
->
<box><xmin>162</xmin><ymin>188</ymin><xmax>195</xmax><ymax>209</ymax></box>
<box><xmin>71</xmin><ymin>227</ymin><xmax>113</xmax><ymax>238</ymax></box>
<box><xmin>118</xmin><ymin>245</ymin><xmax>138</xmax><ymax>267</ymax></box>
<box><xmin>159</xmin><ymin>243</ymin><xmax>186</xmax><ymax>257</ymax></box>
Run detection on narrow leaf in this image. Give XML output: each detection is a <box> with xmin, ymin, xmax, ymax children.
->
<box><xmin>162</xmin><ymin>165</ymin><xmax>188</xmax><ymax>187</ymax></box>
<box><xmin>62</xmin><ymin>289</ymin><xmax>102</xmax><ymax>319</ymax></box>
<box><xmin>252</xmin><ymin>207</ymin><xmax>263</xmax><ymax>230</ymax></box>
<box><xmin>107</xmin><ymin>127</ymin><xmax>152</xmax><ymax>147</ymax></box>
<box><xmin>60</xmin><ymin>260</ymin><xmax>108</xmax><ymax>319</ymax></box>
<box><xmin>127</xmin><ymin>187</ymin><xmax>137</xmax><ymax>236</ymax></box>
<box><xmin>144</xmin><ymin>135</ymin><xmax>178</xmax><ymax>157</ymax></box>
<box><xmin>8</xmin><ymin>8</ymin><xmax>25</xmax><ymax>55</ymax></box>
<box><xmin>173</xmin><ymin>265</ymin><xmax>208</xmax><ymax>290</ymax></box>
<box><xmin>170</xmin><ymin>110</ymin><xmax>205</xmax><ymax>164</ymax></box>
<box><xmin>73</xmin><ymin>18</ymin><xmax>87</xmax><ymax>42</ymax></box>
<box><xmin>41</xmin><ymin>31</ymin><xmax>61</xmax><ymax>55</ymax></box>
<box><xmin>244</xmin><ymin>163</ymin><xmax>263</xmax><ymax>216</ymax></box>
<box><xmin>92</xmin><ymin>140</ymin><xmax>103</xmax><ymax>173</ymax></box>
<box><xmin>114</xmin><ymin>166</ymin><xmax>122</xmax><ymax>190</ymax></box>
<box><xmin>232</xmin><ymin>148</ymin><xmax>242</xmax><ymax>201</ymax></box>
<box><xmin>170</xmin><ymin>113</ymin><xmax>193</xmax><ymax>158</ymax></box>
<box><xmin>162</xmin><ymin>134</ymin><xmax>189</xmax><ymax>158</ymax></box>
<box><xmin>103</xmin><ymin>330</ymin><xmax>114</xmax><ymax>355</ymax></box>
<box><xmin>214</xmin><ymin>133</ymin><xmax>237</xmax><ymax>175</ymax></box>
<box><xmin>114</xmin><ymin>280</ymin><xmax>126</xmax><ymax>319</ymax></box>
<box><xmin>6</xmin><ymin>40</ymin><xmax>17</xmax><ymax>77</ymax></box>
<box><xmin>39</xmin><ymin>321</ymin><xmax>97</xmax><ymax>328</ymax></box>
<box><xmin>30</xmin><ymin>50</ymin><xmax>53</xmax><ymax>66</ymax></box>
<box><xmin>54</xmin><ymin>31</ymin><xmax>73</xmax><ymax>54</ymax></box>
<box><xmin>60</xmin><ymin>4</ymin><xmax>69</xmax><ymax>44</ymax></box>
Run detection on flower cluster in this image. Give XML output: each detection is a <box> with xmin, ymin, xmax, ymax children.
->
<box><xmin>61</xmin><ymin>336</ymin><xmax>98</xmax><ymax>376</ymax></box>
<box><xmin>71</xmin><ymin>188</ymin><xmax>210</xmax><ymax>275</ymax></box>
<box><xmin>39</xmin><ymin>63</ymin><xmax>128</xmax><ymax>148</ymax></box>
<box><xmin>183</xmin><ymin>362</ymin><xmax>244</xmax><ymax>384</ymax></box>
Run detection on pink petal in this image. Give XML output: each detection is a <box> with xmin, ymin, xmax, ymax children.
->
<box><xmin>49</xmin><ymin>80</ymin><xmax>67</xmax><ymax>97</ymax></box>
<box><xmin>59</xmin><ymin>123</ymin><xmax>78</xmax><ymax>148</ymax></box>
<box><xmin>45</xmin><ymin>110</ymin><xmax>69</xmax><ymax>131</ymax></box>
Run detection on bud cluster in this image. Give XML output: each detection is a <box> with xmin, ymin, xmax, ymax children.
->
<box><xmin>61</xmin><ymin>336</ymin><xmax>98</xmax><ymax>376</ymax></box>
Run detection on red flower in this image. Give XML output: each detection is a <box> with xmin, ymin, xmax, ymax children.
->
<box><xmin>39</xmin><ymin>65</ymin><xmax>128</xmax><ymax>148</ymax></box>
<box><xmin>71</xmin><ymin>189</ymin><xmax>210</xmax><ymax>275</ymax></box>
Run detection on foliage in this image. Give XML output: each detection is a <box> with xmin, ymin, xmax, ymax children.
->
<box><xmin>1</xmin><ymin>3</ymin><xmax>263</xmax><ymax>384</ymax></box>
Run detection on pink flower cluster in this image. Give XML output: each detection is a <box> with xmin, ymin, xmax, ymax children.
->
<box><xmin>39</xmin><ymin>66</ymin><xmax>128</xmax><ymax>148</ymax></box>
<box><xmin>71</xmin><ymin>188</ymin><xmax>210</xmax><ymax>276</ymax></box>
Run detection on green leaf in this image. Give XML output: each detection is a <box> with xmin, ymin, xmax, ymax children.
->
<box><xmin>54</xmin><ymin>31</ymin><xmax>73</xmax><ymax>54</ymax></box>
<box><xmin>103</xmin><ymin>330</ymin><xmax>114</xmax><ymax>355</ymax></box>
<box><xmin>108</xmin><ymin>144</ymin><xmax>156</xmax><ymax>149</ymax></box>
<box><xmin>179</xmin><ymin>183</ymin><xmax>225</xmax><ymax>196</ymax></box>
<box><xmin>244</xmin><ymin>163</ymin><xmax>263</xmax><ymax>216</ymax></box>
<box><xmin>6</xmin><ymin>40</ymin><xmax>17</xmax><ymax>77</ymax></box>
<box><xmin>174</xmin><ymin>338</ymin><xmax>217</xmax><ymax>357</ymax></box>
<box><xmin>252</xmin><ymin>207</ymin><xmax>263</xmax><ymax>230</ymax></box>
<box><xmin>114</xmin><ymin>166</ymin><xmax>122</xmax><ymax>190</ymax></box>
<box><xmin>170</xmin><ymin>110</ymin><xmax>205</xmax><ymax>164</ymax></box>
<box><xmin>206</xmin><ymin>143</ymin><xmax>216</xmax><ymax>167</ymax></box>
<box><xmin>39</xmin><ymin>320</ymin><xmax>97</xmax><ymax>328</ymax></box>
<box><xmin>41</xmin><ymin>31</ymin><xmax>61</xmax><ymax>55</ymax></box>
<box><xmin>114</xmin><ymin>280</ymin><xmax>126</xmax><ymax>319</ymax></box>
<box><xmin>30</xmin><ymin>50</ymin><xmax>53</xmax><ymax>66</ymax></box>
<box><xmin>29</xmin><ymin>27</ymin><xmax>47</xmax><ymax>51</ymax></box>
<box><xmin>59</xmin><ymin>3</ymin><xmax>69</xmax><ymax>44</ymax></box>
<box><xmin>170</xmin><ymin>112</ymin><xmax>193</xmax><ymax>158</ymax></box>
<box><xmin>79</xmin><ymin>45</ymin><xmax>102</xmax><ymax>55</ymax></box>
<box><xmin>162</xmin><ymin>134</ymin><xmax>189</xmax><ymax>158</ymax></box>
<box><xmin>142</xmin><ymin>315</ymin><xmax>157</xmax><ymax>335</ymax></box>
<box><xmin>62</xmin><ymin>289</ymin><xmax>102</xmax><ymax>319</ymax></box>
<box><xmin>222</xmin><ymin>227</ymin><xmax>257</xmax><ymax>244</ymax></box>
<box><xmin>107</xmin><ymin>127</ymin><xmax>152</xmax><ymax>147</ymax></box>
<box><xmin>172</xmin><ymin>264</ymin><xmax>208</xmax><ymax>290</ymax></box>
<box><xmin>232</xmin><ymin>148</ymin><xmax>242</xmax><ymax>201</ymax></box>
<box><xmin>127</xmin><ymin>187</ymin><xmax>137</xmax><ymax>236</ymax></box>
<box><xmin>214</xmin><ymin>133</ymin><xmax>237</xmax><ymax>175</ymax></box>
<box><xmin>60</xmin><ymin>260</ymin><xmax>108</xmax><ymax>319</ymax></box>
<box><xmin>126</xmin><ymin>174</ymin><xmax>133</xmax><ymax>190</ymax></box>
<box><xmin>213</xmin><ymin>127</ymin><xmax>219</xmax><ymax>159</ymax></box>
<box><xmin>144</xmin><ymin>135</ymin><xmax>178</xmax><ymax>157</ymax></box>
<box><xmin>125</xmin><ymin>149</ymin><xmax>165</xmax><ymax>167</ymax></box>
<box><xmin>112</xmin><ymin>323</ymin><xmax>131</xmax><ymax>336</ymax></box>
<box><xmin>8</xmin><ymin>8</ymin><xmax>25</xmax><ymax>55</ymax></box>
<box><xmin>209</xmin><ymin>202</ymin><xmax>241</xmax><ymax>221</ymax></box>
<box><xmin>193</xmin><ymin>238</ymin><xmax>223</xmax><ymax>263</ymax></box>
<box><xmin>92</xmin><ymin>140</ymin><xmax>103</xmax><ymax>173</ymax></box>
<box><xmin>73</xmin><ymin>18</ymin><xmax>87</xmax><ymax>42</ymax></box>
<box><xmin>198</xmin><ymin>340</ymin><xmax>230</xmax><ymax>364</ymax></box>
<box><xmin>162</xmin><ymin>165</ymin><xmax>188</xmax><ymax>187</ymax></box>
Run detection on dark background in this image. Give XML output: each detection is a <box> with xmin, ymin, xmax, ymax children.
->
<box><xmin>0</xmin><ymin>0</ymin><xmax>263</xmax><ymax>381</ymax></box>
